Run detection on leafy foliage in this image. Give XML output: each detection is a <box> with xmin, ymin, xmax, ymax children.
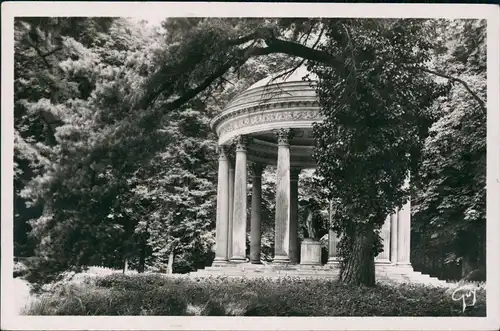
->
<box><xmin>411</xmin><ymin>20</ymin><xmax>486</xmax><ymax>280</ymax></box>
<box><xmin>15</xmin><ymin>18</ymin><xmax>220</xmax><ymax>284</ymax></box>
<box><xmin>14</xmin><ymin>17</ymin><xmax>486</xmax><ymax>287</ymax></box>
<box><xmin>311</xmin><ymin>19</ymin><xmax>449</xmax><ymax>284</ymax></box>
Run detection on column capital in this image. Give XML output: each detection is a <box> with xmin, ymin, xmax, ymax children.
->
<box><xmin>250</xmin><ymin>162</ymin><xmax>265</xmax><ymax>177</ymax></box>
<box><xmin>275</xmin><ymin>128</ymin><xmax>294</xmax><ymax>146</ymax></box>
<box><xmin>290</xmin><ymin>167</ymin><xmax>301</xmax><ymax>180</ymax></box>
<box><xmin>234</xmin><ymin>135</ymin><xmax>250</xmax><ymax>152</ymax></box>
<box><xmin>217</xmin><ymin>145</ymin><xmax>229</xmax><ymax>161</ymax></box>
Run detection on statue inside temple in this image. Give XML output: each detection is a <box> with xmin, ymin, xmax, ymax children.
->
<box><xmin>300</xmin><ymin>198</ymin><xmax>327</xmax><ymax>241</ymax></box>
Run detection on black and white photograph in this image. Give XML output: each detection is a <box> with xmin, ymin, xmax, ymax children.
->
<box><xmin>1</xmin><ymin>2</ymin><xmax>499</xmax><ymax>330</ymax></box>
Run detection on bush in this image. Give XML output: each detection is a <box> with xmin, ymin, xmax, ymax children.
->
<box><xmin>23</xmin><ymin>274</ymin><xmax>486</xmax><ymax>316</ymax></box>
<box><xmin>13</xmin><ymin>261</ymin><xmax>29</xmax><ymax>278</ymax></box>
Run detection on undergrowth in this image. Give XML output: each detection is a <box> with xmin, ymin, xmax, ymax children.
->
<box><xmin>22</xmin><ymin>274</ymin><xmax>486</xmax><ymax>316</ymax></box>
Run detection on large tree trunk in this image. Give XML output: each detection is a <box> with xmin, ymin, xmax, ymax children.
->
<box><xmin>339</xmin><ymin>228</ymin><xmax>376</xmax><ymax>286</ymax></box>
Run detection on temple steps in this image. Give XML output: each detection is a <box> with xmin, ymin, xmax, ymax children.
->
<box><xmin>189</xmin><ymin>264</ymin><xmax>449</xmax><ymax>287</ymax></box>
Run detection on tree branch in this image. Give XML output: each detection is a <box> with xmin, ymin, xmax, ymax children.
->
<box><xmin>167</xmin><ymin>44</ymin><xmax>278</xmax><ymax>109</ymax></box>
<box><xmin>226</xmin><ymin>32</ymin><xmax>257</xmax><ymax>46</ymax></box>
<box><xmin>27</xmin><ymin>40</ymin><xmax>52</xmax><ymax>69</ymax></box>
<box><xmin>24</xmin><ymin>36</ymin><xmax>62</xmax><ymax>70</ymax></box>
<box><xmin>416</xmin><ymin>66</ymin><xmax>486</xmax><ymax>114</ymax></box>
<box><xmin>311</xmin><ymin>24</ymin><xmax>325</xmax><ymax>50</ymax></box>
<box><xmin>342</xmin><ymin>23</ymin><xmax>357</xmax><ymax>92</ymax></box>
<box><xmin>264</xmin><ymin>37</ymin><xmax>344</xmax><ymax>70</ymax></box>
<box><xmin>40</xmin><ymin>46</ymin><xmax>63</xmax><ymax>58</ymax></box>
<box><xmin>164</xmin><ymin>62</ymin><xmax>234</xmax><ymax>111</ymax></box>
<box><xmin>139</xmin><ymin>32</ymin><xmax>344</xmax><ymax>111</ymax></box>
<box><xmin>269</xmin><ymin>24</ymin><xmax>327</xmax><ymax>86</ymax></box>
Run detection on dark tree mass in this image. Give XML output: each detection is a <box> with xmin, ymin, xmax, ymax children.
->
<box><xmin>13</xmin><ymin>17</ymin><xmax>486</xmax><ymax>287</ymax></box>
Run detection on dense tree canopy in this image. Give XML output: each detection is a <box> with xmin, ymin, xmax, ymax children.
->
<box><xmin>13</xmin><ymin>17</ymin><xmax>486</xmax><ymax>287</ymax></box>
<box><xmin>311</xmin><ymin>19</ymin><xmax>450</xmax><ymax>284</ymax></box>
<box><xmin>411</xmin><ymin>19</ymin><xmax>486</xmax><ymax>281</ymax></box>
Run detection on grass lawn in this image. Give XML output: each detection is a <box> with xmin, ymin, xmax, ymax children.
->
<box><xmin>22</xmin><ymin>273</ymin><xmax>486</xmax><ymax>316</ymax></box>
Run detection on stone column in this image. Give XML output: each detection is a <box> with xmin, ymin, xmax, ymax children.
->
<box><xmin>376</xmin><ymin>215</ymin><xmax>391</xmax><ymax>263</ymax></box>
<box><xmin>230</xmin><ymin>135</ymin><xmax>249</xmax><ymax>263</ymax></box>
<box><xmin>390</xmin><ymin>209</ymin><xmax>398</xmax><ymax>263</ymax></box>
<box><xmin>397</xmin><ymin>175</ymin><xmax>411</xmax><ymax>266</ymax></box>
<box><xmin>397</xmin><ymin>199</ymin><xmax>411</xmax><ymax>266</ymax></box>
<box><xmin>273</xmin><ymin>128</ymin><xmax>293</xmax><ymax>263</ymax></box>
<box><xmin>327</xmin><ymin>228</ymin><xmax>340</xmax><ymax>264</ymax></box>
<box><xmin>250</xmin><ymin>162</ymin><xmax>264</xmax><ymax>264</ymax></box>
<box><xmin>327</xmin><ymin>201</ymin><xmax>340</xmax><ymax>265</ymax></box>
<box><xmin>289</xmin><ymin>167</ymin><xmax>301</xmax><ymax>264</ymax></box>
<box><xmin>227</xmin><ymin>157</ymin><xmax>235</xmax><ymax>259</ymax></box>
<box><xmin>213</xmin><ymin>145</ymin><xmax>230</xmax><ymax>265</ymax></box>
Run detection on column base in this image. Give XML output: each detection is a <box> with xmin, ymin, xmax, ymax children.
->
<box><xmin>300</xmin><ymin>261</ymin><xmax>322</xmax><ymax>266</ymax></box>
<box><xmin>395</xmin><ymin>262</ymin><xmax>413</xmax><ymax>270</ymax></box>
<box><xmin>375</xmin><ymin>259</ymin><xmax>392</xmax><ymax>265</ymax></box>
<box><xmin>250</xmin><ymin>260</ymin><xmax>262</xmax><ymax>264</ymax></box>
<box><xmin>289</xmin><ymin>252</ymin><xmax>299</xmax><ymax>265</ymax></box>
<box><xmin>327</xmin><ymin>257</ymin><xmax>340</xmax><ymax>265</ymax></box>
<box><xmin>273</xmin><ymin>255</ymin><xmax>291</xmax><ymax>264</ymax></box>
<box><xmin>212</xmin><ymin>258</ymin><xmax>229</xmax><ymax>266</ymax></box>
<box><xmin>230</xmin><ymin>256</ymin><xmax>246</xmax><ymax>263</ymax></box>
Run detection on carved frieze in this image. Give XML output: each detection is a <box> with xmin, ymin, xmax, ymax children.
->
<box><xmin>217</xmin><ymin>107</ymin><xmax>323</xmax><ymax>138</ymax></box>
<box><xmin>212</xmin><ymin>99</ymin><xmax>319</xmax><ymax>126</ymax></box>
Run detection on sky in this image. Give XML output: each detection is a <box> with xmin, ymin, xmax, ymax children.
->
<box><xmin>129</xmin><ymin>16</ymin><xmax>165</xmax><ymax>27</ymax></box>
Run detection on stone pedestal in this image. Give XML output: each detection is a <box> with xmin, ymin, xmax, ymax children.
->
<box><xmin>300</xmin><ymin>238</ymin><xmax>322</xmax><ymax>266</ymax></box>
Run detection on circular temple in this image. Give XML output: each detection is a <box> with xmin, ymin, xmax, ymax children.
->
<box><xmin>210</xmin><ymin>67</ymin><xmax>323</xmax><ymax>168</ymax></box>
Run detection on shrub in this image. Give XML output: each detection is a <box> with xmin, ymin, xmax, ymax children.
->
<box><xmin>13</xmin><ymin>261</ymin><xmax>28</xmax><ymax>278</ymax></box>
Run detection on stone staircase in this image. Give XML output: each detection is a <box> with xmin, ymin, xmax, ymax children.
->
<box><xmin>189</xmin><ymin>263</ymin><xmax>449</xmax><ymax>287</ymax></box>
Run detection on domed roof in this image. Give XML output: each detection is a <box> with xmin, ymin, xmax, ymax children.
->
<box><xmin>222</xmin><ymin>65</ymin><xmax>319</xmax><ymax>113</ymax></box>
<box><xmin>246</xmin><ymin>65</ymin><xmax>318</xmax><ymax>90</ymax></box>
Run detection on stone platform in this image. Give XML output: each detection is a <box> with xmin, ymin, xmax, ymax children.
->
<box><xmin>189</xmin><ymin>263</ymin><xmax>449</xmax><ymax>287</ymax></box>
